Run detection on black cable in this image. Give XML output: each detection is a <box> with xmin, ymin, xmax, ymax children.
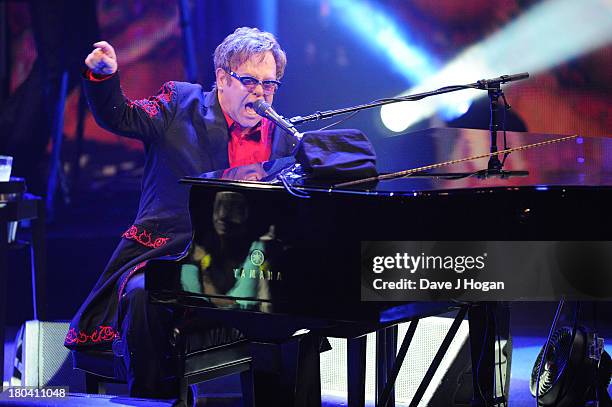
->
<box><xmin>593</xmin><ymin>303</ymin><xmax>601</xmax><ymax>404</ymax></box>
<box><xmin>475</xmin><ymin>305</ymin><xmax>490</xmax><ymax>407</ymax></box>
<box><xmin>493</xmin><ymin>309</ymin><xmax>508</xmax><ymax>407</ymax></box>
<box><xmin>593</xmin><ymin>302</ymin><xmax>598</xmax><ymax>336</ymax></box>
<box><xmin>501</xmin><ymin>92</ymin><xmax>511</xmax><ymax>166</ymax></box>
<box><xmin>535</xmin><ymin>299</ymin><xmax>565</xmax><ymax>407</ymax></box>
<box><xmin>316</xmin><ymin>110</ymin><xmax>360</xmax><ymax>131</ymax></box>
<box><xmin>496</xmin><ymin>332</ymin><xmax>506</xmax><ymax>406</ymax></box>
<box><xmin>278</xmin><ymin>173</ymin><xmax>310</xmax><ymax>199</ymax></box>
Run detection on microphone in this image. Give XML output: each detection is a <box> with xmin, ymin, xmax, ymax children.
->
<box><xmin>253</xmin><ymin>99</ymin><xmax>302</xmax><ymax>140</ymax></box>
<box><xmin>476</xmin><ymin>72</ymin><xmax>529</xmax><ymax>88</ymax></box>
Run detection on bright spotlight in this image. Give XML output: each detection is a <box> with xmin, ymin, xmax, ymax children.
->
<box><xmin>327</xmin><ymin>0</ymin><xmax>438</xmax><ymax>83</ymax></box>
<box><xmin>381</xmin><ymin>0</ymin><xmax>612</xmax><ymax>133</ymax></box>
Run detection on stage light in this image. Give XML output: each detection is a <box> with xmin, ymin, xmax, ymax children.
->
<box><xmin>380</xmin><ymin>0</ymin><xmax>612</xmax><ymax>133</ymax></box>
<box><xmin>326</xmin><ymin>0</ymin><xmax>438</xmax><ymax>83</ymax></box>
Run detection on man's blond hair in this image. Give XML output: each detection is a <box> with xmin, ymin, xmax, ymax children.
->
<box><xmin>214</xmin><ymin>27</ymin><xmax>287</xmax><ymax>81</ymax></box>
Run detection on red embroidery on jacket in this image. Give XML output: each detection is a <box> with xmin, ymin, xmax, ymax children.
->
<box><xmin>122</xmin><ymin>225</ymin><xmax>169</xmax><ymax>248</ymax></box>
<box><xmin>117</xmin><ymin>261</ymin><xmax>148</xmax><ymax>301</ymax></box>
<box><xmin>65</xmin><ymin>325</ymin><xmax>119</xmax><ymax>345</ymax></box>
<box><xmin>126</xmin><ymin>81</ymin><xmax>176</xmax><ymax>118</ymax></box>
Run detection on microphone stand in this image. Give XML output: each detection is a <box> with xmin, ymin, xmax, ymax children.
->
<box><xmin>475</xmin><ymin>76</ymin><xmax>528</xmax><ymax>179</ymax></box>
<box><xmin>289</xmin><ymin>72</ymin><xmax>530</xmax><ymax>180</ymax></box>
<box><xmin>486</xmin><ymin>81</ymin><xmax>504</xmax><ymax>172</ymax></box>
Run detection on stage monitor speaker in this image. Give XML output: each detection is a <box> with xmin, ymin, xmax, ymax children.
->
<box><xmin>320</xmin><ymin>316</ymin><xmax>509</xmax><ymax>406</ymax></box>
<box><xmin>10</xmin><ymin>320</ymin><xmax>85</xmax><ymax>392</ymax></box>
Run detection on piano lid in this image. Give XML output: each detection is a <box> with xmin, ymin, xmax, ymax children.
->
<box><xmin>181</xmin><ymin>128</ymin><xmax>612</xmax><ymax>194</ymax></box>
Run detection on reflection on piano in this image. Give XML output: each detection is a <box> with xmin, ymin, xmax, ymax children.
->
<box><xmin>145</xmin><ymin>128</ymin><xmax>612</xmax><ymax>406</ymax></box>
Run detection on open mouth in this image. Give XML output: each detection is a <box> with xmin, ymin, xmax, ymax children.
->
<box><xmin>244</xmin><ymin>102</ymin><xmax>256</xmax><ymax>115</ymax></box>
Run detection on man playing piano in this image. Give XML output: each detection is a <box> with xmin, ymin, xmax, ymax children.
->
<box><xmin>64</xmin><ymin>27</ymin><xmax>306</xmax><ymax>402</ymax></box>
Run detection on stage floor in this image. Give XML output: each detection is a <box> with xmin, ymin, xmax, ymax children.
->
<box><xmin>4</xmin><ymin>326</ymin><xmax>611</xmax><ymax>406</ymax></box>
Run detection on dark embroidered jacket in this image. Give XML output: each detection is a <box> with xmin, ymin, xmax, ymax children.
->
<box><xmin>66</xmin><ymin>73</ymin><xmax>296</xmax><ymax>349</ymax></box>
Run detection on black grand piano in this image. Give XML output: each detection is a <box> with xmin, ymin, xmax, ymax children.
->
<box><xmin>145</xmin><ymin>128</ymin><xmax>612</xmax><ymax>406</ymax></box>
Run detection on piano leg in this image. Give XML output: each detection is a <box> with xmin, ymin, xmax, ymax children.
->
<box><xmin>347</xmin><ymin>336</ymin><xmax>367</xmax><ymax>407</ymax></box>
<box><xmin>297</xmin><ymin>334</ymin><xmax>322</xmax><ymax>406</ymax></box>
<box><xmin>252</xmin><ymin>334</ymin><xmax>322</xmax><ymax>407</ymax></box>
<box><xmin>376</xmin><ymin>326</ymin><xmax>398</xmax><ymax>406</ymax></box>
<box><xmin>240</xmin><ymin>369</ymin><xmax>255</xmax><ymax>406</ymax></box>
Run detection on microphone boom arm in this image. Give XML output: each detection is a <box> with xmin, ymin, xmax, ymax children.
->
<box><xmin>288</xmin><ymin>72</ymin><xmax>530</xmax><ymax>125</ymax></box>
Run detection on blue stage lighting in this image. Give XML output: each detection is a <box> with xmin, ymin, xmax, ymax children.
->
<box><xmin>326</xmin><ymin>0</ymin><xmax>438</xmax><ymax>84</ymax></box>
<box><xmin>320</xmin><ymin>0</ymin><xmax>473</xmax><ymax>126</ymax></box>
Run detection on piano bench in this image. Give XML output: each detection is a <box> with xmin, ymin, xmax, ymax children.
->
<box><xmin>71</xmin><ymin>349</ymin><xmax>126</xmax><ymax>394</ymax></box>
<box><xmin>71</xmin><ymin>340</ymin><xmax>254</xmax><ymax>405</ymax></box>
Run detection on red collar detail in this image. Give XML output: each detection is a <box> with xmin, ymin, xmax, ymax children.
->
<box><xmin>222</xmin><ymin>109</ymin><xmax>274</xmax><ymax>168</ymax></box>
